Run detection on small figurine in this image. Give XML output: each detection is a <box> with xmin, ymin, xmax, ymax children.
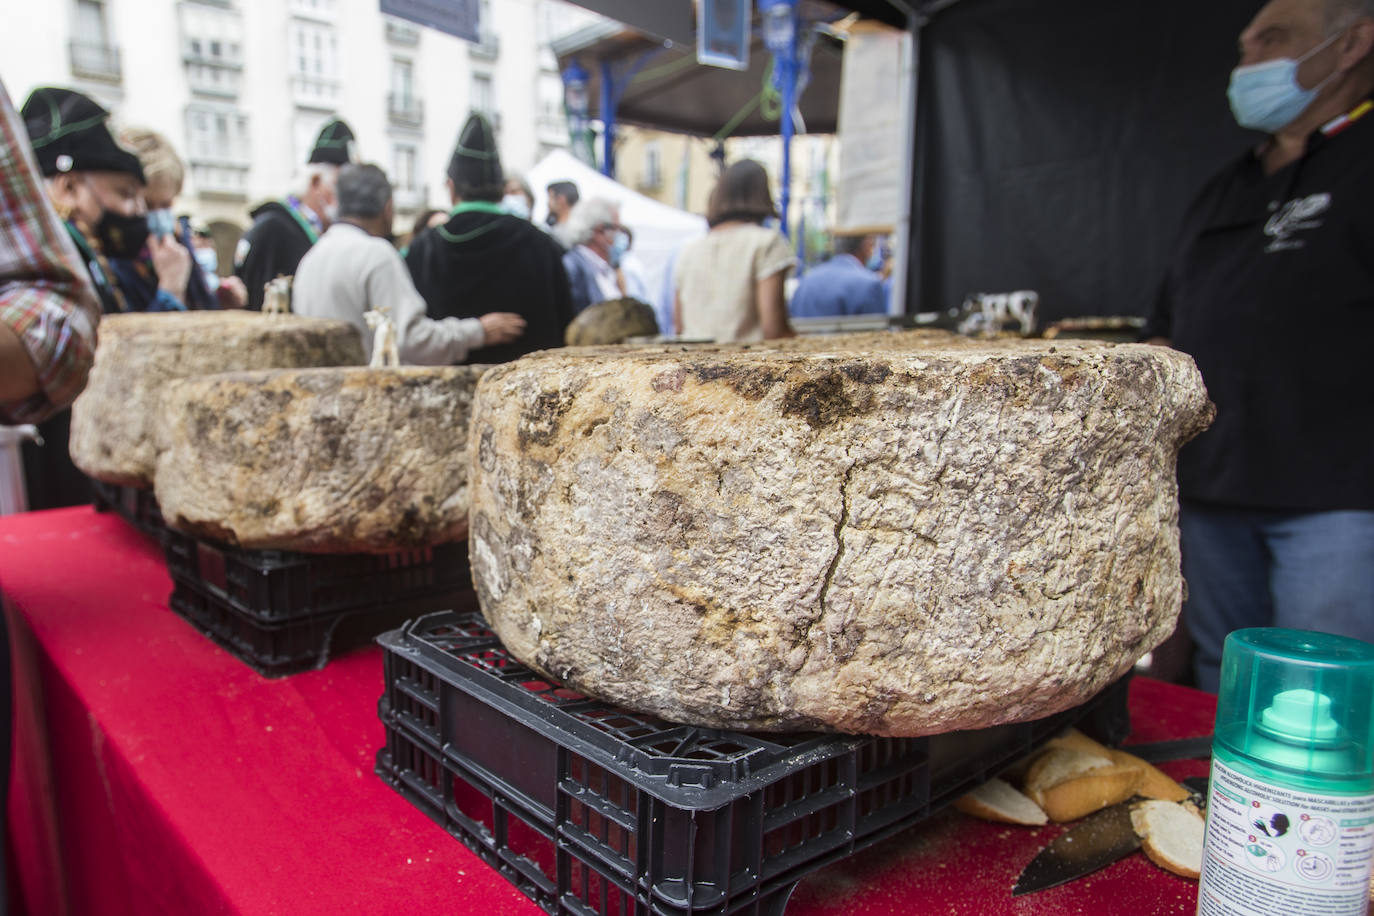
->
<box><xmin>262</xmin><ymin>276</ymin><xmax>292</xmax><ymax>317</ymax></box>
<box><xmin>364</xmin><ymin>306</ymin><xmax>400</xmax><ymax>368</ymax></box>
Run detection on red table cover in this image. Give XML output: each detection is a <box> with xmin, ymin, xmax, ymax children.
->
<box><xmin>2</xmin><ymin>507</ymin><xmax>1214</xmax><ymax>915</ymax></box>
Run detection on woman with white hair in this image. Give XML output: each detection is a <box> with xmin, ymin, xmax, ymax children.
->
<box><xmin>561</xmin><ymin>197</ymin><xmax>629</xmax><ymax>314</ymax></box>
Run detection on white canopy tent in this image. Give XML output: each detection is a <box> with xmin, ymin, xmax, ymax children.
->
<box><xmin>523</xmin><ymin>149</ymin><xmax>708</xmax><ymax>329</ymax></box>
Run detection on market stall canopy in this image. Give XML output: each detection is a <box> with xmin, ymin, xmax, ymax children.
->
<box><xmin>552</xmin><ymin>0</ymin><xmax>885</xmax><ymax>138</ymax></box>
<box><xmin>559</xmin><ymin>0</ymin><xmax>910</xmax><ymax>40</ymax></box>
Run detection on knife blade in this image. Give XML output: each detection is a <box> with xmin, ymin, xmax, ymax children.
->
<box><xmin>1011</xmin><ymin>802</ymin><xmax>1141</xmax><ymax>896</ymax></box>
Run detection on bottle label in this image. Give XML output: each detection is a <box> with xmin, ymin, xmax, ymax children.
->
<box><xmin>1199</xmin><ymin>758</ymin><xmax>1374</xmax><ymax>916</ymax></box>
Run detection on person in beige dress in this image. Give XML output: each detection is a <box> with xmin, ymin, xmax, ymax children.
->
<box><xmin>673</xmin><ymin>160</ymin><xmax>795</xmax><ymax>342</ymax></box>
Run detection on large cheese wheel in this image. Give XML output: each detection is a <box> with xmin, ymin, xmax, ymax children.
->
<box><xmin>71</xmin><ymin>312</ymin><xmax>364</xmax><ymax>487</ymax></box>
<box><xmin>154</xmin><ymin>366</ymin><xmax>484</xmax><ymax>553</ymax></box>
<box><xmin>468</xmin><ymin>334</ymin><xmax>1214</xmax><ymax>736</ymax></box>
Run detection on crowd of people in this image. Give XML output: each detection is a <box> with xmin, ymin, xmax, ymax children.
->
<box><xmin>0</xmin><ymin>82</ymin><xmax>886</xmax><ymax>511</ymax></box>
<box><xmin>4</xmin><ymin>82</ymin><xmax>893</xmax><ymax>371</ymax></box>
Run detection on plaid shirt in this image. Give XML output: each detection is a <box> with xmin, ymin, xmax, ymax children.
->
<box><xmin>0</xmin><ymin>78</ymin><xmax>100</xmax><ymax>425</ymax></box>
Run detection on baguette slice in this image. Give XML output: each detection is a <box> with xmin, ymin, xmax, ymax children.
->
<box><xmin>1109</xmin><ymin>750</ymin><xmax>1191</xmax><ymax>803</ymax></box>
<box><xmin>953</xmin><ymin>777</ymin><xmax>1049</xmax><ymax>826</ymax></box>
<box><xmin>1042</xmin><ymin>729</ymin><xmax>1191</xmax><ymax>803</ymax></box>
<box><xmin>1043</xmin><ymin>728</ymin><xmax>1112</xmax><ymax>756</ymax></box>
<box><xmin>1131</xmin><ymin>799</ymin><xmax>1204</xmax><ymax>879</ymax></box>
<box><xmin>1024</xmin><ymin>746</ymin><xmax>1114</xmax><ymax>793</ymax></box>
<box><xmin>1032</xmin><ymin>763</ymin><xmax>1144</xmax><ymax>822</ymax></box>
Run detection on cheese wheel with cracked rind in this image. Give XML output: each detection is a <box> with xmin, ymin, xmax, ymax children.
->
<box><xmin>469</xmin><ymin>334</ymin><xmax>1214</xmax><ymax>736</ymax></box>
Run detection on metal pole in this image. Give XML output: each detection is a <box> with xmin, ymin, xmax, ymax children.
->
<box><xmin>888</xmin><ymin>22</ymin><xmax>920</xmax><ymax>316</ymax></box>
<box><xmin>599</xmin><ymin>58</ymin><xmax>615</xmax><ymax>177</ymax></box>
<box><xmin>779</xmin><ymin>62</ymin><xmax>794</xmax><ymax>237</ymax></box>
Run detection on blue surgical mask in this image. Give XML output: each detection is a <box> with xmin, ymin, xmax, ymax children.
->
<box><xmin>865</xmin><ymin>250</ymin><xmax>884</xmax><ymax>271</ymax></box>
<box><xmin>194</xmin><ymin>246</ymin><xmax>218</xmax><ymax>276</ymax></box>
<box><xmin>146</xmin><ymin>208</ymin><xmax>176</xmax><ymax>238</ymax></box>
<box><xmin>501</xmin><ymin>194</ymin><xmax>531</xmax><ymax>220</ymax></box>
<box><xmin>608</xmin><ymin>230</ymin><xmax>630</xmax><ymax>268</ymax></box>
<box><xmin>1228</xmin><ymin>32</ymin><xmax>1342</xmax><ymax>133</ymax></box>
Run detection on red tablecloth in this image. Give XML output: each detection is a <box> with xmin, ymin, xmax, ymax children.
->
<box><xmin>2</xmin><ymin>507</ymin><xmax>1215</xmax><ymax>915</ymax></box>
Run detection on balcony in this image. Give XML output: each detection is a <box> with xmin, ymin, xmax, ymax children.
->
<box><xmin>69</xmin><ymin>41</ymin><xmax>122</xmax><ymax>82</ymax></box>
<box><xmin>387</xmin><ymin>93</ymin><xmax>424</xmax><ymax>128</ymax></box>
<box><xmin>189</xmin><ymin>161</ymin><xmax>250</xmax><ymax>201</ymax></box>
<box><xmin>291</xmin><ymin>74</ymin><xmax>340</xmax><ymax>110</ymax></box>
<box><xmin>385</xmin><ymin>18</ymin><xmax>420</xmax><ymax>45</ymax></box>
<box><xmin>185</xmin><ymin>62</ymin><xmax>242</xmax><ymax>98</ymax></box>
<box><xmin>469</xmin><ymin>32</ymin><xmax>500</xmax><ymax>59</ymax></box>
<box><xmin>288</xmin><ymin>0</ymin><xmax>334</xmax><ymax>22</ymax></box>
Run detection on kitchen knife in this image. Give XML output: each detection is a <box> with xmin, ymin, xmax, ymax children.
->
<box><xmin>1012</xmin><ymin>801</ymin><xmax>1141</xmax><ymax>896</ymax></box>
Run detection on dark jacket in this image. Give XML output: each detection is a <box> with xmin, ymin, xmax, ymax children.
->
<box><xmin>234</xmin><ymin>200</ymin><xmax>317</xmax><ymax>311</ymax></box>
<box><xmin>109</xmin><ymin>221</ymin><xmax>218</xmax><ymax>312</ymax></box>
<box><xmin>406</xmin><ymin>209</ymin><xmax>574</xmax><ymax>363</ymax></box>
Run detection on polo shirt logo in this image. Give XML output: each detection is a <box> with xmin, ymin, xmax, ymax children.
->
<box><xmin>1263</xmin><ymin>192</ymin><xmax>1331</xmax><ymax>252</ymax></box>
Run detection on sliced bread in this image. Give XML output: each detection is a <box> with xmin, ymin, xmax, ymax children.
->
<box><xmin>1025</xmin><ymin>747</ymin><xmax>1143</xmax><ymax>822</ymax></box>
<box><xmin>954</xmin><ymin>777</ymin><xmax>1049</xmax><ymax>826</ymax></box>
<box><xmin>1042</xmin><ymin>728</ymin><xmax>1191</xmax><ymax>803</ymax></box>
<box><xmin>1131</xmin><ymin>799</ymin><xmax>1204</xmax><ymax>879</ymax></box>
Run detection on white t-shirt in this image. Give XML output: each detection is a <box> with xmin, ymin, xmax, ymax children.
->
<box><xmin>673</xmin><ymin>224</ymin><xmax>794</xmax><ymax>342</ymax></box>
<box><xmin>292</xmin><ymin>222</ymin><xmax>484</xmax><ymax>364</ymax></box>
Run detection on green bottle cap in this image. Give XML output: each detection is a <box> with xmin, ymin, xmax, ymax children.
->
<box><xmin>1215</xmin><ymin>629</ymin><xmax>1374</xmax><ymax>789</ymax></box>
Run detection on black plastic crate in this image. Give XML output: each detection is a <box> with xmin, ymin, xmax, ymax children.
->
<box><xmin>162</xmin><ymin>527</ymin><xmax>473</xmax><ymax>623</ymax></box>
<box><xmin>169</xmin><ymin>578</ymin><xmax>478</xmax><ymax>678</ymax></box>
<box><xmin>162</xmin><ymin>528</ymin><xmax>476</xmax><ymax>677</ymax></box>
<box><xmin>375</xmin><ymin>611</ymin><xmax>1131</xmax><ymax>916</ymax></box>
<box><xmin>90</xmin><ymin>478</ymin><xmax>165</xmax><ymax>541</ymax></box>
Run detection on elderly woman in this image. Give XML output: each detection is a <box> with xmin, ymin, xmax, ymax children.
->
<box><xmin>673</xmin><ymin>160</ymin><xmax>794</xmax><ymax>342</ymax></box>
<box><xmin>113</xmin><ymin>126</ymin><xmax>246</xmax><ymax>310</ymax></box>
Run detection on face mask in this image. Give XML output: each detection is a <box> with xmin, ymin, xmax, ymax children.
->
<box><xmin>323</xmin><ymin>202</ymin><xmax>339</xmax><ymax>224</ymax></box>
<box><xmin>545</xmin><ymin>211</ymin><xmax>558</xmax><ymax>228</ymax></box>
<box><xmin>608</xmin><ymin>230</ymin><xmax>630</xmax><ymax>268</ymax></box>
<box><xmin>147</xmin><ymin>208</ymin><xmax>175</xmax><ymax>238</ymax></box>
<box><xmin>194</xmin><ymin>246</ymin><xmax>218</xmax><ymax>276</ymax></box>
<box><xmin>1228</xmin><ymin>32</ymin><xmax>1342</xmax><ymax>133</ymax></box>
<box><xmin>94</xmin><ymin>209</ymin><xmax>150</xmax><ymax>259</ymax></box>
<box><xmin>501</xmin><ymin>194</ymin><xmax>531</xmax><ymax>220</ymax></box>
<box><xmin>865</xmin><ymin>250</ymin><xmax>884</xmax><ymax>271</ymax></box>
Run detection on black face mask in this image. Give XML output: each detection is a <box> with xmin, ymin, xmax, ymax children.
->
<box><xmin>545</xmin><ymin>212</ymin><xmax>558</xmax><ymax>228</ymax></box>
<box><xmin>94</xmin><ymin>209</ymin><xmax>149</xmax><ymax>260</ymax></box>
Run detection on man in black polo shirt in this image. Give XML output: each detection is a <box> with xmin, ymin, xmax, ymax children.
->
<box><xmin>1145</xmin><ymin>0</ymin><xmax>1374</xmax><ymax>692</ymax></box>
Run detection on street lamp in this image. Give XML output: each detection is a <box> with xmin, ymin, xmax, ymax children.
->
<box><xmin>561</xmin><ymin>58</ymin><xmax>594</xmax><ymax>166</ymax></box>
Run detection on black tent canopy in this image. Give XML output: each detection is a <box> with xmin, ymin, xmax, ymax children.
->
<box><xmin>551</xmin><ymin>3</ymin><xmax>855</xmax><ymax>137</ymax></box>
<box><xmin>560</xmin><ymin>0</ymin><xmax>1265</xmax><ymax>323</ymax></box>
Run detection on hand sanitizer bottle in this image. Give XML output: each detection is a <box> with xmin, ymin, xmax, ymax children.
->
<box><xmin>1198</xmin><ymin>629</ymin><xmax>1374</xmax><ymax>916</ymax></box>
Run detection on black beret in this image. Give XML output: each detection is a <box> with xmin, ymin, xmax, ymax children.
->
<box><xmin>309</xmin><ymin>119</ymin><xmax>357</xmax><ymax>165</ymax></box>
<box><xmin>21</xmin><ymin>87</ymin><xmax>145</xmax><ymax>182</ymax></box>
<box><xmin>447</xmin><ymin>113</ymin><xmax>503</xmax><ymax>189</ymax></box>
